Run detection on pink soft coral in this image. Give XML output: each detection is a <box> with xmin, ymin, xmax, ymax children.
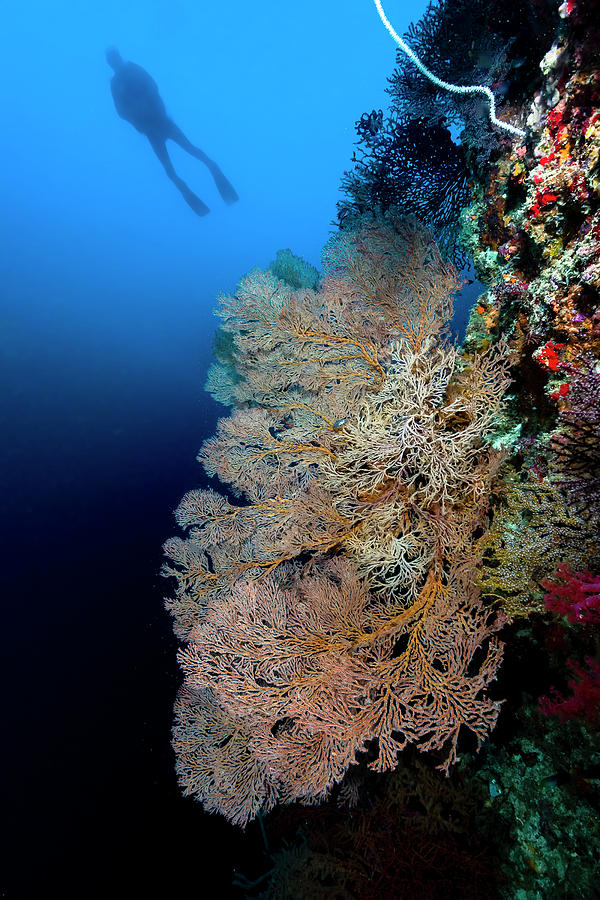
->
<box><xmin>541</xmin><ymin>563</ymin><xmax>600</xmax><ymax>625</ymax></box>
<box><xmin>538</xmin><ymin>564</ymin><xmax>600</xmax><ymax>725</ymax></box>
<box><xmin>538</xmin><ymin>657</ymin><xmax>600</xmax><ymax>725</ymax></box>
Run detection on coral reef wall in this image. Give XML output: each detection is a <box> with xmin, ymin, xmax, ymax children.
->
<box><xmin>163</xmin><ymin>6</ymin><xmax>600</xmax><ymax>880</ymax></box>
<box><xmin>461</xmin><ymin>0</ymin><xmax>600</xmax><ymax>620</ymax></box>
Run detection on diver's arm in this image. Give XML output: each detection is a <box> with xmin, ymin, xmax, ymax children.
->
<box><xmin>110</xmin><ymin>78</ymin><xmax>132</xmax><ymax>122</ymax></box>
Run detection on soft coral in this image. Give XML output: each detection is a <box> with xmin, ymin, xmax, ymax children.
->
<box><xmin>538</xmin><ymin>657</ymin><xmax>600</xmax><ymax>724</ymax></box>
<box><xmin>541</xmin><ymin>563</ymin><xmax>600</xmax><ymax>624</ymax></box>
<box><xmin>538</xmin><ymin>564</ymin><xmax>600</xmax><ymax>725</ymax></box>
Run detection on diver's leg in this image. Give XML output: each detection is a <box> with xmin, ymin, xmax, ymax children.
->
<box><xmin>166</xmin><ymin>120</ymin><xmax>239</xmax><ymax>206</ymax></box>
<box><xmin>148</xmin><ymin>137</ymin><xmax>210</xmax><ymax>217</ymax></box>
<box><xmin>166</xmin><ymin>122</ymin><xmax>213</xmax><ymax>164</ymax></box>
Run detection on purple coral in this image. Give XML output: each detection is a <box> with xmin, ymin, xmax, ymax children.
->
<box><xmin>550</xmin><ymin>360</ymin><xmax>600</xmax><ymax>521</ymax></box>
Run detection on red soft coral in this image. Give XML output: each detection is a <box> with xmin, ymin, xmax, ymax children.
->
<box><xmin>541</xmin><ymin>563</ymin><xmax>600</xmax><ymax>624</ymax></box>
<box><xmin>538</xmin><ymin>657</ymin><xmax>600</xmax><ymax>724</ymax></box>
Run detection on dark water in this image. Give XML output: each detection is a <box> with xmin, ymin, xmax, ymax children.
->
<box><xmin>0</xmin><ymin>2</ymin><xmax>479</xmax><ymax>896</ymax></box>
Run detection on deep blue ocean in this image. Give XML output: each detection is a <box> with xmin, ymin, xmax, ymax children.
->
<box><xmin>1</xmin><ymin>2</ymin><xmax>480</xmax><ymax>896</ymax></box>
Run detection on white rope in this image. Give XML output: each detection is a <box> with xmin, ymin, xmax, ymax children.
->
<box><xmin>373</xmin><ymin>0</ymin><xmax>526</xmax><ymax>138</ymax></box>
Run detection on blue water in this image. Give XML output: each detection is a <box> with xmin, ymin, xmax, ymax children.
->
<box><xmin>1</xmin><ymin>2</ymin><xmax>479</xmax><ymax>896</ymax></box>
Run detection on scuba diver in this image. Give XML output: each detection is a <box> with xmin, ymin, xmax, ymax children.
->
<box><xmin>106</xmin><ymin>47</ymin><xmax>238</xmax><ymax>216</ymax></box>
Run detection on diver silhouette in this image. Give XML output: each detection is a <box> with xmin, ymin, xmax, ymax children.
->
<box><xmin>106</xmin><ymin>47</ymin><xmax>238</xmax><ymax>216</ymax></box>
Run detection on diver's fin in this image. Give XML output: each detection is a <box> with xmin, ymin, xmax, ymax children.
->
<box><xmin>209</xmin><ymin>164</ymin><xmax>239</xmax><ymax>205</ymax></box>
<box><xmin>180</xmin><ymin>183</ymin><xmax>210</xmax><ymax>216</ymax></box>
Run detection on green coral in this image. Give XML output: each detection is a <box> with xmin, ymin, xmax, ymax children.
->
<box><xmin>267</xmin><ymin>248</ymin><xmax>320</xmax><ymax>291</ymax></box>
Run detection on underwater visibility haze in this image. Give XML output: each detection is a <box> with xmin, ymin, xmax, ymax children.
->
<box><xmin>1</xmin><ymin>1</ymin><xmax>430</xmax><ymax>895</ymax></box>
<box><xmin>2</xmin><ymin>0</ymin><xmax>600</xmax><ymax>898</ymax></box>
